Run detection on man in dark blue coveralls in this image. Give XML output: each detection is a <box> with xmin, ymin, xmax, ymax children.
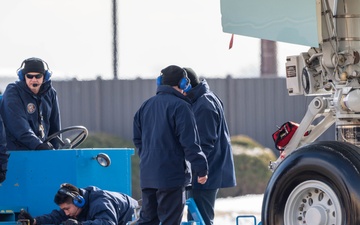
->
<box><xmin>0</xmin><ymin>114</ymin><xmax>9</xmax><ymax>183</ymax></box>
<box><xmin>18</xmin><ymin>183</ymin><xmax>139</xmax><ymax>225</ymax></box>
<box><xmin>133</xmin><ymin>65</ymin><xmax>209</xmax><ymax>225</ymax></box>
<box><xmin>0</xmin><ymin>57</ymin><xmax>61</xmax><ymax>150</ymax></box>
<box><xmin>184</xmin><ymin>68</ymin><xmax>237</xmax><ymax>225</ymax></box>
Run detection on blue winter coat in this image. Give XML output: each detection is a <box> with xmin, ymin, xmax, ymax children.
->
<box><xmin>0</xmin><ymin>80</ymin><xmax>61</xmax><ymax>150</ymax></box>
<box><xmin>187</xmin><ymin>79</ymin><xmax>236</xmax><ymax>189</ymax></box>
<box><xmin>133</xmin><ymin>85</ymin><xmax>208</xmax><ymax>189</ymax></box>
<box><xmin>35</xmin><ymin>186</ymin><xmax>139</xmax><ymax>225</ymax></box>
<box><xmin>0</xmin><ymin>114</ymin><xmax>9</xmax><ymax>171</ymax></box>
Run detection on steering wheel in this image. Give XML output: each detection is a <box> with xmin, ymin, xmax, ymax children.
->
<box><xmin>43</xmin><ymin>126</ymin><xmax>88</xmax><ymax>149</ymax></box>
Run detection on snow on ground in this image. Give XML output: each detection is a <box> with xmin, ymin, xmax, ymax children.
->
<box><xmin>214</xmin><ymin>194</ymin><xmax>263</xmax><ymax>225</ymax></box>
<box><xmin>183</xmin><ymin>194</ymin><xmax>263</xmax><ymax>225</ymax></box>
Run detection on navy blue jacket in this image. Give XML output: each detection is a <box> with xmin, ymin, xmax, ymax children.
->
<box><xmin>0</xmin><ymin>114</ymin><xmax>9</xmax><ymax>171</ymax></box>
<box><xmin>187</xmin><ymin>79</ymin><xmax>236</xmax><ymax>189</ymax></box>
<box><xmin>35</xmin><ymin>186</ymin><xmax>139</xmax><ymax>225</ymax></box>
<box><xmin>0</xmin><ymin>80</ymin><xmax>60</xmax><ymax>150</ymax></box>
<box><xmin>133</xmin><ymin>85</ymin><xmax>208</xmax><ymax>189</ymax></box>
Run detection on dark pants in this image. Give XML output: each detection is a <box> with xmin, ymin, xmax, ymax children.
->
<box><xmin>187</xmin><ymin>188</ymin><xmax>218</xmax><ymax>225</ymax></box>
<box><xmin>137</xmin><ymin>187</ymin><xmax>185</xmax><ymax>225</ymax></box>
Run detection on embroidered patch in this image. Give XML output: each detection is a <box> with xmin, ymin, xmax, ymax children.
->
<box><xmin>27</xmin><ymin>103</ymin><xmax>36</xmax><ymax>114</ymax></box>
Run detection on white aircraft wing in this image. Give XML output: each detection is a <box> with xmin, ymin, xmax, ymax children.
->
<box><xmin>220</xmin><ymin>0</ymin><xmax>319</xmax><ymax>47</ymax></box>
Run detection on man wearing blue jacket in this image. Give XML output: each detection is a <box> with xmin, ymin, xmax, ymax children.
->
<box><xmin>133</xmin><ymin>65</ymin><xmax>208</xmax><ymax>225</ymax></box>
<box><xmin>18</xmin><ymin>183</ymin><xmax>139</xmax><ymax>225</ymax></box>
<box><xmin>184</xmin><ymin>68</ymin><xmax>236</xmax><ymax>225</ymax></box>
<box><xmin>0</xmin><ymin>57</ymin><xmax>60</xmax><ymax>150</ymax></box>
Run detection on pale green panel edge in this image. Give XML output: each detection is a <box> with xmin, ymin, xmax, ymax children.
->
<box><xmin>220</xmin><ymin>0</ymin><xmax>318</xmax><ymax>47</ymax></box>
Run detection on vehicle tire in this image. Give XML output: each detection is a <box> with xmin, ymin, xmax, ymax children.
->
<box><xmin>261</xmin><ymin>141</ymin><xmax>360</xmax><ymax>225</ymax></box>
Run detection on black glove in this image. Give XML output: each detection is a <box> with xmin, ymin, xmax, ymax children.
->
<box><xmin>0</xmin><ymin>169</ymin><xmax>6</xmax><ymax>183</ymax></box>
<box><xmin>35</xmin><ymin>142</ymin><xmax>54</xmax><ymax>150</ymax></box>
<box><xmin>62</xmin><ymin>219</ymin><xmax>81</xmax><ymax>225</ymax></box>
<box><xmin>18</xmin><ymin>210</ymin><xmax>34</xmax><ymax>225</ymax></box>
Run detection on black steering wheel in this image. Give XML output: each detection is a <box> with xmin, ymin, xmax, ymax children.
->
<box><xmin>43</xmin><ymin>126</ymin><xmax>88</xmax><ymax>149</ymax></box>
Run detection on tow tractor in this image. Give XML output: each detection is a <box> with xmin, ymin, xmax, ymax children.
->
<box><xmin>0</xmin><ymin>95</ymin><xmax>205</xmax><ymax>225</ymax></box>
<box><xmin>0</xmin><ymin>123</ymin><xmax>135</xmax><ymax>223</ymax></box>
<box><xmin>221</xmin><ymin>0</ymin><xmax>360</xmax><ymax>224</ymax></box>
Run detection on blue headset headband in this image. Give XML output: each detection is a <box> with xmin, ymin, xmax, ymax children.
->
<box><xmin>156</xmin><ymin>68</ymin><xmax>192</xmax><ymax>92</ymax></box>
<box><xmin>17</xmin><ymin>57</ymin><xmax>52</xmax><ymax>81</ymax></box>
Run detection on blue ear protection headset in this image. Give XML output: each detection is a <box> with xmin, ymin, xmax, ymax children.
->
<box><xmin>17</xmin><ymin>57</ymin><xmax>52</xmax><ymax>81</ymax></box>
<box><xmin>58</xmin><ymin>187</ymin><xmax>86</xmax><ymax>208</ymax></box>
<box><xmin>157</xmin><ymin>68</ymin><xmax>192</xmax><ymax>92</ymax></box>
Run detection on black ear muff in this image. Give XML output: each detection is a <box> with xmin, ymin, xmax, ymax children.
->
<box><xmin>58</xmin><ymin>187</ymin><xmax>85</xmax><ymax>208</ymax></box>
<box><xmin>16</xmin><ymin>58</ymin><xmax>52</xmax><ymax>81</ymax></box>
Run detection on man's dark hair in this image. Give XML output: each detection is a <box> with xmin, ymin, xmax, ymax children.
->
<box><xmin>54</xmin><ymin>183</ymin><xmax>81</xmax><ymax>205</ymax></box>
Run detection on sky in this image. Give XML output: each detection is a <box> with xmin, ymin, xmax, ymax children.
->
<box><xmin>0</xmin><ymin>0</ymin><xmax>310</xmax><ymax>81</ymax></box>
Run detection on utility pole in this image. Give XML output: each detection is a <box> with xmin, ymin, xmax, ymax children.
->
<box><xmin>260</xmin><ymin>39</ymin><xmax>277</xmax><ymax>77</ymax></box>
<box><xmin>112</xmin><ymin>0</ymin><xmax>118</xmax><ymax>79</ymax></box>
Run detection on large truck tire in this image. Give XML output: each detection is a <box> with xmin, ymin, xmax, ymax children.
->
<box><xmin>261</xmin><ymin>141</ymin><xmax>360</xmax><ymax>225</ymax></box>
